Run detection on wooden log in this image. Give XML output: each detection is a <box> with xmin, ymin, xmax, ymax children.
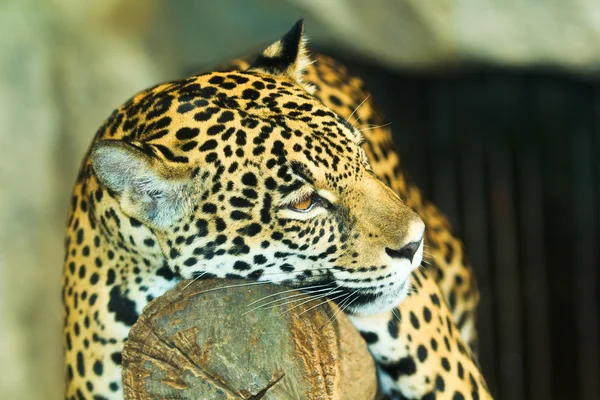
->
<box><xmin>122</xmin><ymin>279</ymin><xmax>378</xmax><ymax>399</ymax></box>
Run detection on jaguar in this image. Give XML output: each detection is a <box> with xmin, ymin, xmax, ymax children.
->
<box><xmin>63</xmin><ymin>20</ymin><xmax>490</xmax><ymax>399</ymax></box>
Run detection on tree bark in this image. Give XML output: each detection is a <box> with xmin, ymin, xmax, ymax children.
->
<box><xmin>122</xmin><ymin>279</ymin><xmax>378</xmax><ymax>399</ymax></box>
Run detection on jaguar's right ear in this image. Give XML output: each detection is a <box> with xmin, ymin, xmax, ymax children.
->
<box><xmin>91</xmin><ymin>140</ymin><xmax>194</xmax><ymax>229</ymax></box>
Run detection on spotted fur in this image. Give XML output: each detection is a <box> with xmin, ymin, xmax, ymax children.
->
<box><xmin>63</xmin><ymin>20</ymin><xmax>490</xmax><ymax>399</ymax></box>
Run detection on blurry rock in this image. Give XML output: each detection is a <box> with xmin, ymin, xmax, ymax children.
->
<box><xmin>123</xmin><ymin>279</ymin><xmax>378</xmax><ymax>400</ymax></box>
<box><xmin>0</xmin><ymin>1</ymin><xmax>162</xmax><ymax>399</ymax></box>
<box><xmin>288</xmin><ymin>0</ymin><xmax>600</xmax><ymax>73</ymax></box>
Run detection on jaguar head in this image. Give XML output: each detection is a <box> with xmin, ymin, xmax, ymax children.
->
<box><xmin>91</xmin><ymin>20</ymin><xmax>424</xmax><ymax>315</ymax></box>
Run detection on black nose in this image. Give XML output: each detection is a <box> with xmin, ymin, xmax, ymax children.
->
<box><xmin>385</xmin><ymin>241</ymin><xmax>421</xmax><ymax>263</ymax></box>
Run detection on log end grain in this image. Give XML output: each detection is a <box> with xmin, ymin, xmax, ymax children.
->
<box><xmin>122</xmin><ymin>279</ymin><xmax>378</xmax><ymax>399</ymax></box>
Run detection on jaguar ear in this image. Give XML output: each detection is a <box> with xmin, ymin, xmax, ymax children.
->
<box><xmin>249</xmin><ymin>19</ymin><xmax>312</xmax><ymax>90</ymax></box>
<box><xmin>91</xmin><ymin>140</ymin><xmax>193</xmax><ymax>229</ymax></box>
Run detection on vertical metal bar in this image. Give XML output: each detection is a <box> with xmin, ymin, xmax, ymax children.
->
<box><xmin>388</xmin><ymin>77</ymin><xmax>432</xmax><ymax>194</ymax></box>
<box><xmin>573</xmin><ymin>84</ymin><xmax>600</xmax><ymax>400</ymax></box>
<box><xmin>535</xmin><ymin>79</ymin><xmax>578</xmax><ymax>398</ymax></box>
<box><xmin>516</xmin><ymin>78</ymin><xmax>552</xmax><ymax>400</ymax></box>
<box><xmin>485</xmin><ymin>76</ymin><xmax>525</xmax><ymax>400</ymax></box>
<box><xmin>429</xmin><ymin>80</ymin><xmax>461</xmax><ymax>230</ymax></box>
<box><xmin>455</xmin><ymin>74</ymin><xmax>498</xmax><ymax>396</ymax></box>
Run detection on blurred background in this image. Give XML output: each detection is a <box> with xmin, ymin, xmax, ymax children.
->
<box><xmin>1</xmin><ymin>1</ymin><xmax>599</xmax><ymax>399</ymax></box>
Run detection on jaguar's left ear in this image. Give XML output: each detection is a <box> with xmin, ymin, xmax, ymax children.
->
<box><xmin>249</xmin><ymin>19</ymin><xmax>312</xmax><ymax>90</ymax></box>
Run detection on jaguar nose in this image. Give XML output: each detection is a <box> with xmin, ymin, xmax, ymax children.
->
<box><xmin>385</xmin><ymin>239</ymin><xmax>422</xmax><ymax>263</ymax></box>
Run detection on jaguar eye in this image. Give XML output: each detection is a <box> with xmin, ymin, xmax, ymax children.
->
<box><xmin>290</xmin><ymin>196</ymin><xmax>314</xmax><ymax>211</ymax></box>
<box><xmin>289</xmin><ymin>194</ymin><xmax>316</xmax><ymax>212</ymax></box>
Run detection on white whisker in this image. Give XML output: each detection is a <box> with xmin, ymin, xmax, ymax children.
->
<box><xmin>244</xmin><ymin>287</ymin><xmax>334</xmax><ymax>315</ymax></box>
<box><xmin>357</xmin><ymin>122</ymin><xmax>391</xmax><ymax>133</ymax></box>
<box><xmin>392</xmin><ymin>307</ymin><xmax>401</xmax><ymax>322</ymax></box>
<box><xmin>278</xmin><ymin>288</ymin><xmax>342</xmax><ymax>316</ymax></box>
<box><xmin>347</xmin><ymin>95</ymin><xmax>370</xmax><ymax>123</ymax></box>
<box><xmin>181</xmin><ymin>271</ymin><xmax>208</xmax><ymax>291</ymax></box>
<box><xmin>189</xmin><ymin>280</ymin><xmax>273</xmax><ymax>296</ymax></box>
<box><xmin>322</xmin><ymin>291</ymin><xmax>359</xmax><ymax>329</ymax></box>
<box><xmin>269</xmin><ymin>291</ymin><xmax>335</xmax><ymax>312</ymax></box>
<box><xmin>245</xmin><ymin>284</ymin><xmax>329</xmax><ymax>307</ymax></box>
<box><xmin>291</xmin><ymin>290</ymin><xmax>345</xmax><ymax>317</ymax></box>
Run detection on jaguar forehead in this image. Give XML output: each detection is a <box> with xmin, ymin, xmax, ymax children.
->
<box><xmin>289</xmin><ymin>161</ymin><xmax>314</xmax><ymax>184</ymax></box>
